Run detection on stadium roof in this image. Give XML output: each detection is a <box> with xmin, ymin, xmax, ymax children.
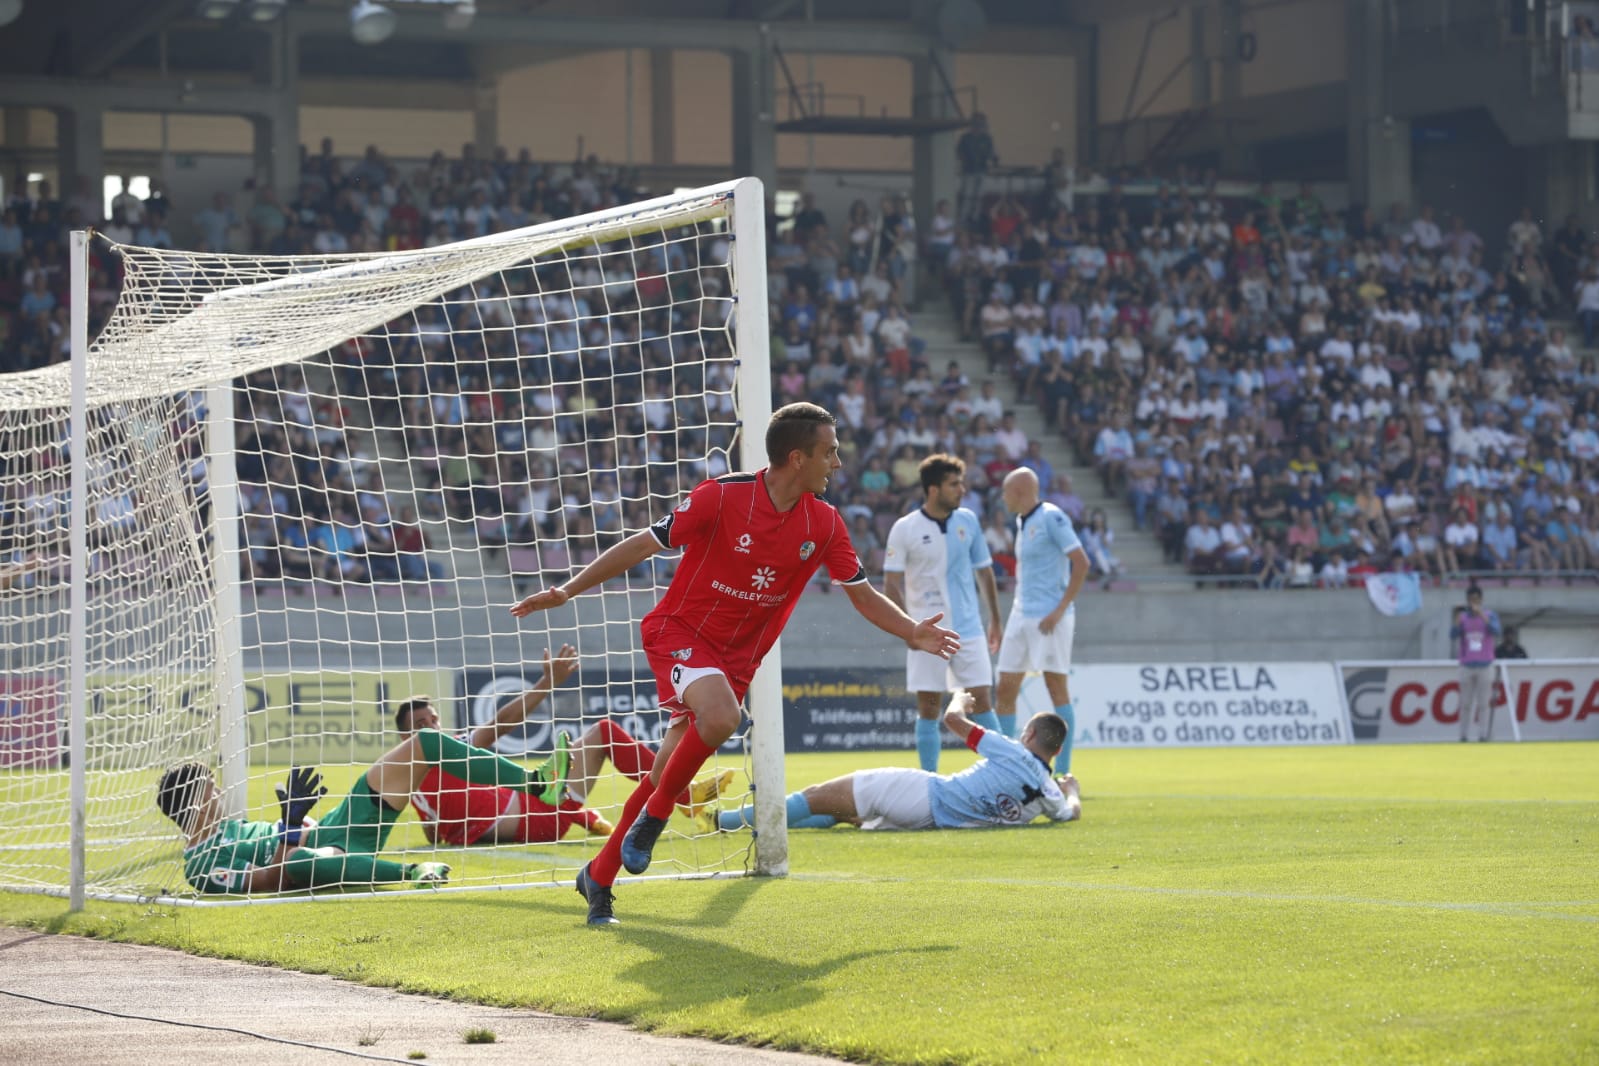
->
<box><xmin>0</xmin><ymin>0</ymin><xmax>1089</xmax><ymax>82</ymax></box>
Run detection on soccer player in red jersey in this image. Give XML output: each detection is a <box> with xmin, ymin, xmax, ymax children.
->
<box><xmin>397</xmin><ymin>647</ymin><xmax>732</xmax><ymax>845</ymax></box>
<box><xmin>511</xmin><ymin>402</ymin><xmax>961</xmax><ymax>925</ymax></box>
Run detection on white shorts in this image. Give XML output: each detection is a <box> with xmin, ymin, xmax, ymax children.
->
<box><xmin>851</xmin><ymin>767</ymin><xmax>936</xmax><ymax>831</ymax></box>
<box><xmin>906</xmin><ymin>639</ymin><xmax>993</xmax><ymax>694</ymax></box>
<box><xmin>997</xmin><ymin>611</ymin><xmax>1076</xmax><ymax>675</ymax></box>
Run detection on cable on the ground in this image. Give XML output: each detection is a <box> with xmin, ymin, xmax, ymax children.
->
<box><xmin>0</xmin><ymin>987</ymin><xmax>425</xmax><ymax>1063</ymax></box>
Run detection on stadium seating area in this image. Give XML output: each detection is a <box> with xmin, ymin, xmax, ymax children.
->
<box><xmin>3</xmin><ymin>143</ymin><xmax>1598</xmax><ymax>592</ymax></box>
<box><xmin>938</xmin><ymin>172</ymin><xmax>1599</xmax><ymax>588</ymax></box>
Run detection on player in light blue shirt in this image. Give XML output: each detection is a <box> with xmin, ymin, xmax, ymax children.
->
<box><xmin>884</xmin><ymin>454</ymin><xmax>1004</xmax><ymax>771</ymax></box>
<box><xmin>705</xmin><ymin>695</ymin><xmax>1080</xmax><ymax>833</ymax></box>
<box><xmin>996</xmin><ymin>467</ymin><xmax>1089</xmax><ymax>775</ymax></box>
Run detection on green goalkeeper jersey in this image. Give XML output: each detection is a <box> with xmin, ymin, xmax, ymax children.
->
<box><xmin>183</xmin><ymin>818</ymin><xmax>279</xmax><ymax>895</ymax></box>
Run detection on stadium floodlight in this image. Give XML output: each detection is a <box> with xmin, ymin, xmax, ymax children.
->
<box><xmin>248</xmin><ymin>0</ymin><xmax>286</xmax><ymax>21</ymax></box>
<box><xmin>195</xmin><ymin>0</ymin><xmax>239</xmax><ymax>19</ymax></box>
<box><xmin>442</xmin><ymin>0</ymin><xmax>475</xmax><ymax>31</ymax></box>
<box><xmin>349</xmin><ymin>0</ymin><xmax>396</xmax><ymax>44</ymax></box>
<box><xmin>0</xmin><ymin>0</ymin><xmax>22</xmax><ymax>29</ymax></box>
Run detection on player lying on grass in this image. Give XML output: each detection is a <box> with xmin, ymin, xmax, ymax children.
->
<box><xmin>702</xmin><ymin>695</ymin><xmax>1080</xmax><ymax>833</ymax></box>
<box><xmin>156</xmin><ymin>727</ymin><xmax>566</xmax><ymax>895</ymax></box>
<box><xmin>395</xmin><ymin>646</ymin><xmax>733</xmax><ymax>845</ymax></box>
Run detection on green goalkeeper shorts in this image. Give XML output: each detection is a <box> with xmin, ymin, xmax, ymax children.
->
<box><xmin>301</xmin><ymin>777</ymin><xmax>396</xmax><ymax>856</ymax></box>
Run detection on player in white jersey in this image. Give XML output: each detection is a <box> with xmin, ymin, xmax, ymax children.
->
<box><xmin>884</xmin><ymin>454</ymin><xmax>1004</xmax><ymax>771</ymax></box>
<box><xmin>995</xmin><ymin>467</ymin><xmax>1089</xmax><ymax>775</ymax></box>
<box><xmin>703</xmin><ymin>694</ymin><xmax>1080</xmax><ymax>832</ymax></box>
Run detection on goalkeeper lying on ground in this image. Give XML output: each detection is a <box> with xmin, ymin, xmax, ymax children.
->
<box><xmin>156</xmin><ymin>728</ymin><xmax>566</xmax><ymax>895</ymax></box>
<box><xmin>395</xmin><ymin>645</ymin><xmax>734</xmax><ymax>844</ymax></box>
<box><xmin>702</xmin><ymin>695</ymin><xmax>1081</xmax><ymax>834</ymax></box>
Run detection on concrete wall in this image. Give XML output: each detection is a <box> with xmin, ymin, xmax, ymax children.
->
<box><xmin>1096</xmin><ymin>0</ymin><xmax>1349</xmax><ymax>125</ymax></box>
<box><xmin>242</xmin><ymin>583</ymin><xmax>1599</xmax><ymax>673</ymax></box>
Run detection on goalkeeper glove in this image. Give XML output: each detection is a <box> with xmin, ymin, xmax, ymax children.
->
<box><xmin>275</xmin><ymin>766</ymin><xmax>327</xmax><ymax>847</ymax></box>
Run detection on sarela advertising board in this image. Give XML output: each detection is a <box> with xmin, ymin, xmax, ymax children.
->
<box><xmin>1340</xmin><ymin>661</ymin><xmax>1599</xmax><ymax>743</ymax></box>
<box><xmin>1019</xmin><ymin>662</ymin><xmax>1351</xmax><ymax>749</ymax></box>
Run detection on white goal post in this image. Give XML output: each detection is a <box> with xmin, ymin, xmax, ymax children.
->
<box><xmin>0</xmin><ymin>178</ymin><xmax>786</xmax><ymax>906</ymax></box>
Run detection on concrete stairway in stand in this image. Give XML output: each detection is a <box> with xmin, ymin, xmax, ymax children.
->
<box><xmin>910</xmin><ymin>300</ymin><xmax>1192</xmax><ymax>590</ymax></box>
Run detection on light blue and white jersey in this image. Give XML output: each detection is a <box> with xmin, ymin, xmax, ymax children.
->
<box><xmin>1013</xmin><ymin>502</ymin><xmax>1083</xmax><ymax>618</ymax></box>
<box><xmin>884</xmin><ymin>507</ymin><xmax>992</xmax><ymax>641</ymax></box>
<box><xmin>928</xmin><ymin>730</ymin><xmax>1075</xmax><ymax>827</ymax></box>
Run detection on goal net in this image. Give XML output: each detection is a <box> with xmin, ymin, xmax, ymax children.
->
<box><xmin>0</xmin><ymin>178</ymin><xmax>786</xmax><ymax>905</ymax></box>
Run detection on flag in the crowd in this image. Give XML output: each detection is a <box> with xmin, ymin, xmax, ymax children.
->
<box><xmin>1366</xmin><ymin>572</ymin><xmax>1422</xmax><ymax>617</ymax></box>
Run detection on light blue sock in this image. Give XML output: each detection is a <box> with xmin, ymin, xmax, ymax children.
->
<box><xmin>971</xmin><ymin>709</ymin><xmax>1002</xmax><ymax>734</ymax></box>
<box><xmin>915</xmin><ymin>717</ymin><xmax>942</xmax><ymax>772</ymax></box>
<box><xmin>1055</xmin><ymin>702</ymin><xmax>1076</xmax><ymax>774</ymax></box>
<box><xmin>785</xmin><ymin>791</ymin><xmax>837</xmax><ymax>829</ymax></box>
<box><xmin>717</xmin><ymin>803</ymin><xmax>756</xmax><ymax>832</ymax></box>
<box><xmin>995</xmin><ymin>713</ymin><xmax>1016</xmax><ymax>738</ymax></box>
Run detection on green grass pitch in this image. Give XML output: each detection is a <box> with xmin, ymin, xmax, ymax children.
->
<box><xmin>3</xmin><ymin>742</ymin><xmax>1597</xmax><ymax>1065</ymax></box>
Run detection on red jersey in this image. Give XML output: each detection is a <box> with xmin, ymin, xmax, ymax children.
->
<box><xmin>644</xmin><ymin>470</ymin><xmax>865</xmax><ymax>682</ymax></box>
<box><xmin>411</xmin><ymin>768</ymin><xmax>588</xmax><ymax>845</ymax></box>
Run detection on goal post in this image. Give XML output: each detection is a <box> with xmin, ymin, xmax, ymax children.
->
<box><xmin>3</xmin><ymin>177</ymin><xmax>788</xmax><ymax>906</ymax></box>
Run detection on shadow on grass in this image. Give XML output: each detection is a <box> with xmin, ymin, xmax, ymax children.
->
<box><xmin>468</xmin><ymin>876</ymin><xmax>955</xmax><ymax>1016</ymax></box>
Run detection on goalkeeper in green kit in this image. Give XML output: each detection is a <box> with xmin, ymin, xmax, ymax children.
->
<box><xmin>156</xmin><ymin>728</ymin><xmax>569</xmax><ymax>895</ymax></box>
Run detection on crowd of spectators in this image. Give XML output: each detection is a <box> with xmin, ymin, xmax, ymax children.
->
<box><xmin>941</xmin><ymin>160</ymin><xmax>1599</xmax><ymax>589</ymax></box>
<box><xmin>0</xmin><ymin>141</ymin><xmax>749</xmax><ymax>593</ymax></box>
<box><xmin>10</xmin><ymin>133</ymin><xmax>1599</xmax><ymax>596</ymax></box>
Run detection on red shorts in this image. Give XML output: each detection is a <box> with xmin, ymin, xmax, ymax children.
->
<box><xmin>642</xmin><ymin>621</ymin><xmax>752</xmax><ymax>720</ymax></box>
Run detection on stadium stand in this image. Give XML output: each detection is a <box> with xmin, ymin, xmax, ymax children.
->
<box><xmin>4</xmin><ymin>141</ymin><xmax>1598</xmax><ymax>594</ymax></box>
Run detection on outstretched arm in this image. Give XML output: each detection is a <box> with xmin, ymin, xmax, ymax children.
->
<box><xmin>843</xmin><ymin>580</ymin><xmax>961</xmax><ymax>658</ymax></box>
<box><xmin>942</xmin><ymin>701</ymin><xmax>978</xmax><ymax>743</ymax></box>
<box><xmin>467</xmin><ymin>644</ymin><xmax>579</xmax><ymax>749</ymax></box>
<box><xmin>511</xmin><ymin>531</ymin><xmax>663</xmax><ymax>616</ymax></box>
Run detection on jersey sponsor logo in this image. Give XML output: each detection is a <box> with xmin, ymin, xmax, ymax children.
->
<box><xmin>994</xmin><ymin>792</ymin><xmax>1023</xmax><ymax>822</ymax></box>
<box><xmin>710</xmin><ymin>577</ymin><xmax>788</xmax><ymax>604</ymax></box>
<box><xmin>956</xmin><ymin>527</ymin><xmax>967</xmax><ymax>540</ymax></box>
<box><xmin>670</xmin><ymin>647</ymin><xmax>694</xmax><ymax>662</ymax></box>
<box><xmin>751</xmin><ymin>566</ymin><xmax>776</xmax><ymax>591</ymax></box>
<box><xmin>735</xmin><ymin>532</ymin><xmax>753</xmax><ymax>554</ymax></box>
<box><xmin>799</xmin><ymin>540</ymin><xmax>815</xmax><ymax>561</ymax></box>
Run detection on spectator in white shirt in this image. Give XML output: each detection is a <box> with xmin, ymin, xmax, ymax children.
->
<box><xmin>1567</xmin><ymin>413</ymin><xmax>1599</xmax><ymax>462</ymax></box>
<box><xmin>1409</xmin><ymin>205</ymin><xmax>1443</xmax><ymax>251</ymax></box>
<box><xmin>994</xmin><ymin>412</ymin><xmax>1029</xmax><ymax>463</ymax></box>
<box><xmin>1318</xmin><ymin>326</ymin><xmax>1355</xmax><ymax>365</ymax></box>
<box><xmin>1577</xmin><ymin>269</ymin><xmax>1599</xmax><ymax>346</ymax></box>
<box><xmin>1094</xmin><ymin>412</ymin><xmax>1134</xmax><ymax>493</ymax></box>
<box><xmin>1184</xmin><ymin>510</ymin><xmax>1224</xmax><ymax>575</ymax></box>
<box><xmin>971</xmin><ymin>379</ymin><xmax>1004</xmax><ymax>425</ymax></box>
<box><xmin>1506</xmin><ymin>207</ymin><xmax>1543</xmax><ymax>257</ymax></box>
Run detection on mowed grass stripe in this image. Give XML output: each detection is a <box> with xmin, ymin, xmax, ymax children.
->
<box><xmin>2</xmin><ymin>743</ymin><xmax>1596</xmax><ymax>1065</ymax></box>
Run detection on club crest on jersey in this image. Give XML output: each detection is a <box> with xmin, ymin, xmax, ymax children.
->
<box><xmin>670</xmin><ymin>648</ymin><xmax>693</xmax><ymax>662</ymax></box>
<box><xmin>734</xmin><ymin>532</ymin><xmax>753</xmax><ymax>554</ymax></box>
<box><xmin>676</xmin><ymin>496</ymin><xmax>692</xmax><ymax>513</ymax></box>
<box><xmin>798</xmin><ymin>540</ymin><xmax>815</xmax><ymax>561</ymax></box>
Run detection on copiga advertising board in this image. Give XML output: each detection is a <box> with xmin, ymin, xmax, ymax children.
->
<box><xmin>1339</xmin><ymin>660</ymin><xmax>1599</xmax><ymax>742</ymax></box>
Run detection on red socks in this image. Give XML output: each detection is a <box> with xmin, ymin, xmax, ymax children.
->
<box><xmin>597</xmin><ymin>719</ymin><xmax>692</xmax><ymax>806</ymax></box>
<box><xmin>588</xmin><ymin>777</ymin><xmax>655</xmax><ymax>886</ymax></box>
<box><xmin>644</xmin><ymin>727</ymin><xmax>717</xmax><ymax>820</ymax></box>
<box><xmin>597</xmin><ymin>719</ymin><xmax>652</xmax><ymax>780</ymax></box>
